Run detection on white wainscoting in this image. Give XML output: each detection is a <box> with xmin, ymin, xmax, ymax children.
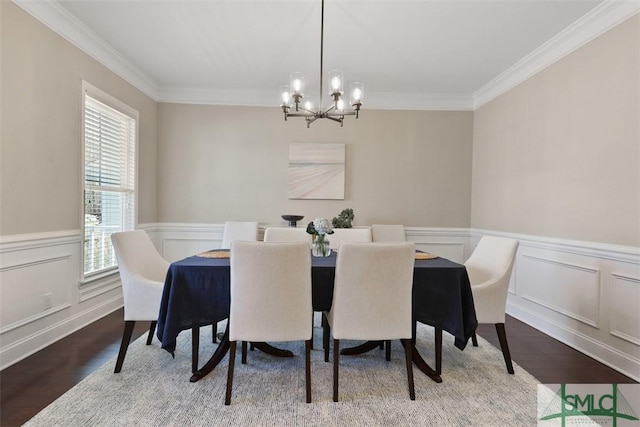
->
<box><xmin>0</xmin><ymin>230</ymin><xmax>124</xmax><ymax>370</ymax></box>
<box><xmin>471</xmin><ymin>229</ymin><xmax>640</xmax><ymax>381</ymax></box>
<box><xmin>143</xmin><ymin>223</ymin><xmax>473</xmax><ymax>264</ymax></box>
<box><xmin>143</xmin><ymin>223</ymin><xmax>226</xmax><ymax>263</ymax></box>
<box><xmin>2</xmin><ymin>224</ymin><xmax>638</xmax><ymax>382</ymax></box>
<box><xmin>406</xmin><ymin>227</ymin><xmax>471</xmax><ymax>263</ymax></box>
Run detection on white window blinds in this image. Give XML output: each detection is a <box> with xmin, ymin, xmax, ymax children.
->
<box><xmin>83</xmin><ymin>92</ymin><xmax>136</xmax><ymax>277</ymax></box>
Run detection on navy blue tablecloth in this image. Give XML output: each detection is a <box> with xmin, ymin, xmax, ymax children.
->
<box><xmin>157</xmin><ymin>251</ymin><xmax>477</xmax><ymax>354</ymax></box>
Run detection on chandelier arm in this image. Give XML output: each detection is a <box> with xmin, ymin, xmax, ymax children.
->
<box><xmin>298</xmin><ymin>105</ymin><xmax>318</xmax><ymax>115</ymax></box>
<box><xmin>288</xmin><ymin>105</ymin><xmax>318</xmax><ymax>116</ymax></box>
<box><xmin>287</xmin><ymin>112</ymin><xmax>315</xmax><ymax>117</ymax></box>
<box><xmin>322</xmin><ymin>104</ymin><xmax>335</xmax><ymax>115</ymax></box>
<box><xmin>327</xmin><ymin>111</ymin><xmax>356</xmax><ymax>117</ymax></box>
<box><xmin>323</xmin><ymin>116</ymin><xmax>343</xmax><ymax>124</ymax></box>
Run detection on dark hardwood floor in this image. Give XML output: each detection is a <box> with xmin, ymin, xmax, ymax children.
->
<box><xmin>475</xmin><ymin>321</ymin><xmax>636</xmax><ymax>385</ymax></box>
<box><xmin>1</xmin><ymin>311</ymin><xmax>636</xmax><ymax>426</ymax></box>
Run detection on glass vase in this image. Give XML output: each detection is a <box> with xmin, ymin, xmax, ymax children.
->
<box><xmin>311</xmin><ymin>236</ymin><xmax>331</xmax><ymax>257</ymax></box>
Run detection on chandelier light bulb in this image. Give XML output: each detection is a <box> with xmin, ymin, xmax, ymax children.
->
<box><xmin>350</xmin><ymin>82</ymin><xmax>364</xmax><ymax>105</ymax></box>
<box><xmin>336</xmin><ymin>99</ymin><xmax>345</xmax><ymax>112</ymax></box>
<box><xmin>290</xmin><ymin>72</ymin><xmax>305</xmax><ymax>95</ymax></box>
<box><xmin>280</xmin><ymin>85</ymin><xmax>291</xmax><ymax>106</ymax></box>
<box><xmin>304</xmin><ymin>99</ymin><xmax>314</xmax><ymax>111</ymax></box>
<box><xmin>329</xmin><ymin>69</ymin><xmax>343</xmax><ymax>94</ymax></box>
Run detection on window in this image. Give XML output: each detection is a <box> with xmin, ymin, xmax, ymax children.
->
<box><xmin>82</xmin><ymin>83</ymin><xmax>137</xmax><ymax>278</ymax></box>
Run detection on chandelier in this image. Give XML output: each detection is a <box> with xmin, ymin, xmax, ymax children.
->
<box><xmin>279</xmin><ymin>0</ymin><xmax>363</xmax><ymax>128</ymax></box>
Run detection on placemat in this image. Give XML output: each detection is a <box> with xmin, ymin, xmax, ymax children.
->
<box><xmin>415</xmin><ymin>252</ymin><xmax>438</xmax><ymax>260</ymax></box>
<box><xmin>196</xmin><ymin>250</ymin><xmax>436</xmax><ymax>260</ymax></box>
<box><xmin>196</xmin><ymin>251</ymin><xmax>230</xmax><ymax>258</ymax></box>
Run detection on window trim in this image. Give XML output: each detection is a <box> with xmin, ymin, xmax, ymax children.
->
<box><xmin>80</xmin><ymin>81</ymin><xmax>139</xmax><ymax>282</ymax></box>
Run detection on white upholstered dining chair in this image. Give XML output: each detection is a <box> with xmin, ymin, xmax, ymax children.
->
<box><xmin>211</xmin><ymin>221</ymin><xmax>259</xmax><ymax>344</ymax></box>
<box><xmin>328</xmin><ymin>228</ymin><xmax>372</xmax><ymax>251</ymax></box>
<box><xmin>111</xmin><ymin>230</ymin><xmax>169</xmax><ymax>373</ymax></box>
<box><xmin>225</xmin><ymin>241</ymin><xmax>313</xmax><ymax>405</ymax></box>
<box><xmin>465</xmin><ymin>236</ymin><xmax>519</xmax><ymax>374</ymax></box>
<box><xmin>370</xmin><ymin>224</ymin><xmax>407</xmax><ymax>351</ymax></box>
<box><xmin>371</xmin><ymin>224</ymin><xmax>406</xmax><ymax>242</ymax></box>
<box><xmin>221</xmin><ymin>221</ymin><xmax>258</xmax><ymax>249</ymax></box>
<box><xmin>309</xmin><ymin>227</ymin><xmax>372</xmax><ymax>348</ymax></box>
<box><xmin>263</xmin><ymin>227</ymin><xmax>314</xmax><ymax>348</ymax></box>
<box><xmin>263</xmin><ymin>227</ymin><xmax>312</xmax><ymax>246</ymax></box>
<box><xmin>323</xmin><ymin>242</ymin><xmax>416</xmax><ymax>402</ymax></box>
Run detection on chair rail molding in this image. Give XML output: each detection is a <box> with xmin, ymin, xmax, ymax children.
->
<box><xmin>2</xmin><ymin>224</ymin><xmax>637</xmax><ymax>381</ymax></box>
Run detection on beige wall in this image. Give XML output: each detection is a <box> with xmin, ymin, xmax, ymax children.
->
<box><xmin>3</xmin><ymin>0</ymin><xmax>637</xmax><ymax>248</ymax></box>
<box><xmin>0</xmin><ymin>2</ymin><xmax>158</xmax><ymax>235</ymax></box>
<box><xmin>157</xmin><ymin>104</ymin><xmax>473</xmax><ymax>227</ymax></box>
<box><xmin>471</xmin><ymin>15</ymin><xmax>640</xmax><ymax>247</ymax></box>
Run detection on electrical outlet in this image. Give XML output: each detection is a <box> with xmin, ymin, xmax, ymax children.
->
<box><xmin>43</xmin><ymin>293</ymin><xmax>53</xmax><ymax>310</ymax></box>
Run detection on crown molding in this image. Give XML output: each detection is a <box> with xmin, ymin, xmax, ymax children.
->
<box><xmin>158</xmin><ymin>86</ymin><xmax>475</xmax><ymax>111</ymax></box>
<box><xmin>364</xmin><ymin>92</ymin><xmax>474</xmax><ymax>111</ymax></box>
<box><xmin>157</xmin><ymin>86</ymin><xmax>278</xmax><ymax>108</ymax></box>
<box><xmin>473</xmin><ymin>0</ymin><xmax>640</xmax><ymax>109</ymax></box>
<box><xmin>14</xmin><ymin>0</ymin><xmax>639</xmax><ymax>111</ymax></box>
<box><xmin>12</xmin><ymin>0</ymin><xmax>160</xmax><ymax>100</ymax></box>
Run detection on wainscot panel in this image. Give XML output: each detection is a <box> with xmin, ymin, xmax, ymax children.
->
<box><xmin>0</xmin><ymin>231</ymin><xmax>124</xmax><ymax>370</ymax></box>
<box><xmin>609</xmin><ymin>273</ymin><xmax>640</xmax><ymax>346</ymax></box>
<box><xmin>472</xmin><ymin>229</ymin><xmax>640</xmax><ymax>382</ymax></box>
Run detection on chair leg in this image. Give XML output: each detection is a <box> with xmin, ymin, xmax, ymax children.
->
<box><xmin>192</xmin><ymin>326</ymin><xmax>200</xmax><ymax>373</ymax></box>
<box><xmin>333</xmin><ymin>338</ymin><xmax>340</xmax><ymax>402</ymax></box>
<box><xmin>146</xmin><ymin>321</ymin><xmax>157</xmax><ymax>345</ymax></box>
<box><xmin>472</xmin><ymin>332</ymin><xmax>478</xmax><ymax>347</ymax></box>
<box><xmin>411</xmin><ymin>318</ymin><xmax>417</xmax><ymax>345</ymax></box>
<box><xmin>310</xmin><ymin>312</ymin><xmax>314</xmax><ymax>350</ymax></box>
<box><xmin>322</xmin><ymin>313</ymin><xmax>330</xmax><ymax>362</ymax></box>
<box><xmin>241</xmin><ymin>341</ymin><xmax>248</xmax><ymax>364</ymax></box>
<box><xmin>225</xmin><ymin>341</ymin><xmax>237</xmax><ymax>405</ymax></box>
<box><xmin>385</xmin><ymin>340</ymin><xmax>391</xmax><ymax>361</ymax></box>
<box><xmin>435</xmin><ymin>327</ymin><xmax>442</xmax><ymax>375</ymax></box>
<box><xmin>114</xmin><ymin>321</ymin><xmax>136</xmax><ymax>373</ymax></box>
<box><xmin>305</xmin><ymin>339</ymin><xmax>312</xmax><ymax>403</ymax></box>
<box><xmin>401</xmin><ymin>338</ymin><xmax>415</xmax><ymax>400</ymax></box>
<box><xmin>212</xmin><ymin>322</ymin><xmax>217</xmax><ymax>343</ymax></box>
<box><xmin>495</xmin><ymin>323</ymin><xmax>514</xmax><ymax>374</ymax></box>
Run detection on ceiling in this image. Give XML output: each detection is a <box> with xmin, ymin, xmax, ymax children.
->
<box><xmin>15</xmin><ymin>0</ymin><xmax>639</xmax><ymax>110</ymax></box>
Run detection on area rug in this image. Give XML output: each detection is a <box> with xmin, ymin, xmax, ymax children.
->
<box><xmin>24</xmin><ymin>322</ymin><xmax>540</xmax><ymax>426</ymax></box>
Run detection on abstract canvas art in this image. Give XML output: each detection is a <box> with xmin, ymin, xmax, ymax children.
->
<box><xmin>288</xmin><ymin>143</ymin><xmax>345</xmax><ymax>199</ymax></box>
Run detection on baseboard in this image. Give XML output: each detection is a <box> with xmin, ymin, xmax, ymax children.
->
<box><xmin>0</xmin><ymin>295</ymin><xmax>122</xmax><ymax>371</ymax></box>
<box><xmin>507</xmin><ymin>303</ymin><xmax>639</xmax><ymax>382</ymax></box>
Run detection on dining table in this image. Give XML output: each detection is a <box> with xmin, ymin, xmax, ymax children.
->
<box><xmin>156</xmin><ymin>249</ymin><xmax>477</xmax><ymax>383</ymax></box>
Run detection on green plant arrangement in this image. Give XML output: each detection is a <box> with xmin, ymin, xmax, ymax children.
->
<box><xmin>332</xmin><ymin>208</ymin><xmax>354</xmax><ymax>228</ymax></box>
